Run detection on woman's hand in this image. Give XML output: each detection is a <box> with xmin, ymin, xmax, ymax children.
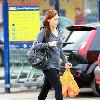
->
<box><xmin>48</xmin><ymin>41</ymin><xmax>58</xmax><ymax>47</ymax></box>
<box><xmin>65</xmin><ymin>62</ymin><xmax>72</xmax><ymax>69</ymax></box>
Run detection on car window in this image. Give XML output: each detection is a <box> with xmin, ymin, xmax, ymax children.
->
<box><xmin>59</xmin><ymin>17</ymin><xmax>74</xmax><ymax>42</ymax></box>
<box><xmin>89</xmin><ymin>27</ymin><xmax>100</xmax><ymax>51</ymax></box>
<box><xmin>64</xmin><ymin>31</ymin><xmax>91</xmax><ymax>50</ymax></box>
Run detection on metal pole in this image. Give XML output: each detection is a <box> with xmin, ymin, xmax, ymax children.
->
<box><xmin>98</xmin><ymin>0</ymin><xmax>100</xmax><ymax>22</ymax></box>
<box><xmin>3</xmin><ymin>0</ymin><xmax>10</xmax><ymax>93</ymax></box>
<box><xmin>55</xmin><ymin>0</ymin><xmax>59</xmax><ymax>15</ymax></box>
<box><xmin>55</xmin><ymin>0</ymin><xmax>60</xmax><ymax>29</ymax></box>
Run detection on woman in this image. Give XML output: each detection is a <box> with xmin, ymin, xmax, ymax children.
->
<box><xmin>34</xmin><ymin>10</ymin><xmax>72</xmax><ymax>100</ymax></box>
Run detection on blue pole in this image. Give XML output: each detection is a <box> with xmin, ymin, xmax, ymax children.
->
<box><xmin>3</xmin><ymin>0</ymin><xmax>10</xmax><ymax>93</ymax></box>
<box><xmin>98</xmin><ymin>0</ymin><xmax>100</xmax><ymax>22</ymax></box>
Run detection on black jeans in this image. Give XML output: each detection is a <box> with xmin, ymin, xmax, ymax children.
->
<box><xmin>38</xmin><ymin>68</ymin><xmax>63</xmax><ymax>100</ymax></box>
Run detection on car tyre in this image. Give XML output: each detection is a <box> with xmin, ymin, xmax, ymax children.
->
<box><xmin>91</xmin><ymin>78</ymin><xmax>100</xmax><ymax>96</ymax></box>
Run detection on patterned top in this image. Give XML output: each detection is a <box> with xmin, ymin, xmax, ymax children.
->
<box><xmin>33</xmin><ymin>29</ymin><xmax>68</xmax><ymax>70</ymax></box>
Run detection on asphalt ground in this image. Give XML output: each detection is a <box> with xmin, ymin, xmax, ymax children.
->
<box><xmin>0</xmin><ymin>87</ymin><xmax>100</xmax><ymax>100</ymax></box>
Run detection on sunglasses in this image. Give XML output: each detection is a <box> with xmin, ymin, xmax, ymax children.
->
<box><xmin>45</xmin><ymin>9</ymin><xmax>58</xmax><ymax>14</ymax></box>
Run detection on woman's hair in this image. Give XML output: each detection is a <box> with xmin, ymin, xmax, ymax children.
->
<box><xmin>43</xmin><ymin>10</ymin><xmax>58</xmax><ymax>36</ymax></box>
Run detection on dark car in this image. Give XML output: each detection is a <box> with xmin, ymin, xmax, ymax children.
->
<box><xmin>61</xmin><ymin>25</ymin><xmax>100</xmax><ymax>96</ymax></box>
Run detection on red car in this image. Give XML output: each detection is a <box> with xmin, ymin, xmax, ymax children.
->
<box><xmin>61</xmin><ymin>25</ymin><xmax>100</xmax><ymax>96</ymax></box>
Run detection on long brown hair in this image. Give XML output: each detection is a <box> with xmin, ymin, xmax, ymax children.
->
<box><xmin>43</xmin><ymin>10</ymin><xmax>58</xmax><ymax>36</ymax></box>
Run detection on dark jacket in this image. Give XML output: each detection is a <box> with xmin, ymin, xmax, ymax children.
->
<box><xmin>33</xmin><ymin>29</ymin><xmax>68</xmax><ymax>70</ymax></box>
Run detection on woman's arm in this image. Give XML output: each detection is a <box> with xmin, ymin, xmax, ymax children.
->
<box><xmin>33</xmin><ymin>29</ymin><xmax>58</xmax><ymax>49</ymax></box>
<box><xmin>59</xmin><ymin>30</ymin><xmax>72</xmax><ymax>68</ymax></box>
<box><xmin>33</xmin><ymin>30</ymin><xmax>49</xmax><ymax>49</ymax></box>
<box><xmin>60</xmin><ymin>46</ymin><xmax>68</xmax><ymax>64</ymax></box>
<box><xmin>60</xmin><ymin>46</ymin><xmax>72</xmax><ymax>68</ymax></box>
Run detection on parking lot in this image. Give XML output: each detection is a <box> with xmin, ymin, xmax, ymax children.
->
<box><xmin>0</xmin><ymin>66</ymin><xmax>100</xmax><ymax>100</ymax></box>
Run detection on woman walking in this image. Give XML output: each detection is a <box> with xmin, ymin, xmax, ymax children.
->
<box><xmin>34</xmin><ymin>10</ymin><xmax>72</xmax><ymax>100</ymax></box>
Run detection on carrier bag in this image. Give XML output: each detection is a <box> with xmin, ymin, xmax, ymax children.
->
<box><xmin>60</xmin><ymin>68</ymin><xmax>80</xmax><ymax>97</ymax></box>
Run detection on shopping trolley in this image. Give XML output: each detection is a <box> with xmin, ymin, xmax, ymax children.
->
<box><xmin>9</xmin><ymin>46</ymin><xmax>44</xmax><ymax>88</ymax></box>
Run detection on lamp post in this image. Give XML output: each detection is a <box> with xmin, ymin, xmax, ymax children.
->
<box><xmin>55</xmin><ymin>0</ymin><xmax>59</xmax><ymax>15</ymax></box>
<box><xmin>3</xmin><ymin>0</ymin><xmax>10</xmax><ymax>93</ymax></box>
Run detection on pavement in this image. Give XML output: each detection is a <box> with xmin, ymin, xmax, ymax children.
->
<box><xmin>0</xmin><ymin>88</ymin><xmax>75</xmax><ymax>100</ymax></box>
<box><xmin>0</xmin><ymin>68</ymin><xmax>100</xmax><ymax>100</ymax></box>
<box><xmin>0</xmin><ymin>87</ymin><xmax>100</xmax><ymax>100</ymax></box>
<box><xmin>0</xmin><ymin>88</ymin><xmax>93</xmax><ymax>100</ymax></box>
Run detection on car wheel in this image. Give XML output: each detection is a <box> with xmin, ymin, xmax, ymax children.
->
<box><xmin>91</xmin><ymin>78</ymin><xmax>100</xmax><ymax>96</ymax></box>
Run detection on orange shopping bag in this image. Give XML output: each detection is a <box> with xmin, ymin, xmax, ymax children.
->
<box><xmin>60</xmin><ymin>68</ymin><xmax>80</xmax><ymax>97</ymax></box>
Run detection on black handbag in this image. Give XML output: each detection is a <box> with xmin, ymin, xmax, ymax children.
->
<box><xmin>27</xmin><ymin>32</ymin><xmax>49</xmax><ymax>70</ymax></box>
<box><xmin>27</xmin><ymin>46</ymin><xmax>48</xmax><ymax>70</ymax></box>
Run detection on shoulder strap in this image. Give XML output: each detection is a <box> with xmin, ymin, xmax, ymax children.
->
<box><xmin>42</xmin><ymin>29</ymin><xmax>49</xmax><ymax>43</ymax></box>
<box><xmin>40</xmin><ymin>27</ymin><xmax>49</xmax><ymax>43</ymax></box>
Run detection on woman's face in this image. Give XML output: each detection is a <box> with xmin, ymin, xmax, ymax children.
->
<box><xmin>48</xmin><ymin>14</ymin><xmax>59</xmax><ymax>28</ymax></box>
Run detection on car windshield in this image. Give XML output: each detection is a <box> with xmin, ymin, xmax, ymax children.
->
<box><xmin>58</xmin><ymin>17</ymin><xmax>74</xmax><ymax>42</ymax></box>
<box><xmin>63</xmin><ymin>31</ymin><xmax>91</xmax><ymax>50</ymax></box>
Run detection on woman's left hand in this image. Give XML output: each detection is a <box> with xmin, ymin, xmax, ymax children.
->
<box><xmin>65</xmin><ymin>62</ymin><xmax>72</xmax><ymax>69</ymax></box>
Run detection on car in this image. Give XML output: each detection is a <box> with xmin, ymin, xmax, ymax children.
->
<box><xmin>0</xmin><ymin>16</ymin><xmax>74</xmax><ymax>67</ymax></box>
<box><xmin>94</xmin><ymin>66</ymin><xmax>100</xmax><ymax>96</ymax></box>
<box><xmin>61</xmin><ymin>25</ymin><xmax>100</xmax><ymax>96</ymax></box>
<box><xmin>94</xmin><ymin>54</ymin><xmax>100</xmax><ymax>94</ymax></box>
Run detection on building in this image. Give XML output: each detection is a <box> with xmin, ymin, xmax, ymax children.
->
<box><xmin>0</xmin><ymin>0</ymin><xmax>99</xmax><ymax>24</ymax></box>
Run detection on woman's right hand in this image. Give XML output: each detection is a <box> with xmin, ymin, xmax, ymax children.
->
<box><xmin>48</xmin><ymin>41</ymin><xmax>58</xmax><ymax>47</ymax></box>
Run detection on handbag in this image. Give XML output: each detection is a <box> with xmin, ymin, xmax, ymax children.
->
<box><xmin>60</xmin><ymin>68</ymin><xmax>80</xmax><ymax>97</ymax></box>
<box><xmin>27</xmin><ymin>31</ymin><xmax>49</xmax><ymax>70</ymax></box>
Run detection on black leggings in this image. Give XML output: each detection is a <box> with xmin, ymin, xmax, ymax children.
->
<box><xmin>38</xmin><ymin>68</ymin><xmax>63</xmax><ymax>100</ymax></box>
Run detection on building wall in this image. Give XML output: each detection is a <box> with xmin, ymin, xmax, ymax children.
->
<box><xmin>84</xmin><ymin>0</ymin><xmax>98</xmax><ymax>13</ymax></box>
<box><xmin>39</xmin><ymin>0</ymin><xmax>99</xmax><ymax>23</ymax></box>
<box><xmin>39</xmin><ymin>0</ymin><xmax>84</xmax><ymax>22</ymax></box>
<box><xmin>83</xmin><ymin>0</ymin><xmax>99</xmax><ymax>23</ymax></box>
<box><xmin>0</xmin><ymin>0</ymin><xmax>99</xmax><ymax>23</ymax></box>
<box><xmin>8</xmin><ymin>0</ymin><xmax>40</xmax><ymax>6</ymax></box>
<box><xmin>59</xmin><ymin>0</ymin><xmax>84</xmax><ymax>21</ymax></box>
